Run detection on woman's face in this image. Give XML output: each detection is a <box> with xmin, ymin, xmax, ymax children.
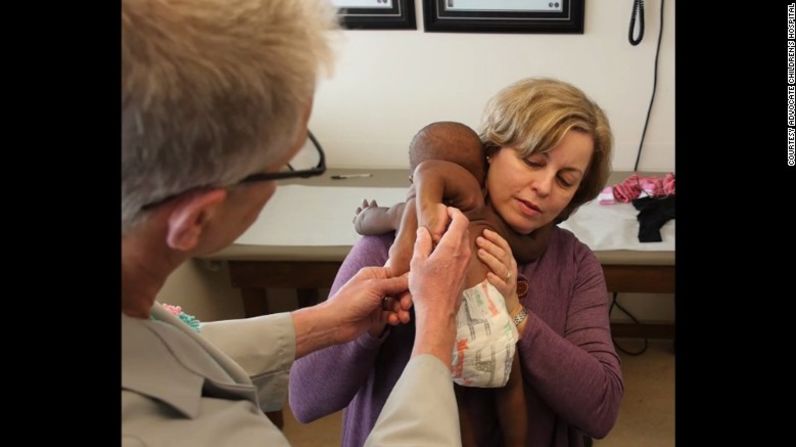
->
<box><xmin>486</xmin><ymin>130</ymin><xmax>594</xmax><ymax>234</ymax></box>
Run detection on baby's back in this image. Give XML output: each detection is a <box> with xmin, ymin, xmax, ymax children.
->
<box><xmin>462</xmin><ymin>205</ymin><xmax>509</xmax><ymax>289</ymax></box>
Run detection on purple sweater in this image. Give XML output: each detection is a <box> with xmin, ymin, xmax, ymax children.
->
<box><xmin>289</xmin><ymin>228</ymin><xmax>623</xmax><ymax>447</ymax></box>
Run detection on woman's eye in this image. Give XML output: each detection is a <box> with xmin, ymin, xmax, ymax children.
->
<box><xmin>524</xmin><ymin>159</ymin><xmax>543</xmax><ymax>168</ymax></box>
<box><xmin>558</xmin><ymin>177</ymin><xmax>573</xmax><ymax>187</ymax></box>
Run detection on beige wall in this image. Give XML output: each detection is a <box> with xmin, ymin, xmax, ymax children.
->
<box><xmin>156</xmin><ymin>260</ymin><xmax>245</xmax><ymax>322</ymax></box>
<box><xmin>160</xmin><ymin>0</ymin><xmax>675</xmax><ymax>326</ymax></box>
<box><xmin>311</xmin><ymin>0</ymin><xmax>674</xmax><ymax>172</ymax></box>
<box><xmin>157</xmin><ymin>262</ymin><xmax>332</xmax><ymax>322</ymax></box>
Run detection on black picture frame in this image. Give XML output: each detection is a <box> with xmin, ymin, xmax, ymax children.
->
<box><xmin>335</xmin><ymin>0</ymin><xmax>417</xmax><ymax>30</ymax></box>
<box><xmin>423</xmin><ymin>0</ymin><xmax>584</xmax><ymax>34</ymax></box>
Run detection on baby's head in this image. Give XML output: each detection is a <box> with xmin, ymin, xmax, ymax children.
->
<box><xmin>409</xmin><ymin>121</ymin><xmax>486</xmax><ymax>182</ymax></box>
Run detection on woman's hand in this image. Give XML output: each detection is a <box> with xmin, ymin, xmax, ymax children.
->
<box><xmin>477</xmin><ymin>228</ymin><xmax>521</xmax><ymax>315</ymax></box>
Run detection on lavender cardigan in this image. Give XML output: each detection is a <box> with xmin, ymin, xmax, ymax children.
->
<box><xmin>289</xmin><ymin>228</ymin><xmax>623</xmax><ymax>447</ymax></box>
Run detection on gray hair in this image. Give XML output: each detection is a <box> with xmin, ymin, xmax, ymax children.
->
<box><xmin>122</xmin><ymin>0</ymin><xmax>338</xmax><ymax>232</ymax></box>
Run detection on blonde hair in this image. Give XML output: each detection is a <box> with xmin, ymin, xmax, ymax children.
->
<box><xmin>480</xmin><ymin>78</ymin><xmax>613</xmax><ymax>219</ymax></box>
<box><xmin>122</xmin><ymin>0</ymin><xmax>338</xmax><ymax>232</ymax></box>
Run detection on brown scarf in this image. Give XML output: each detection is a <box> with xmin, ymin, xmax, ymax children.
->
<box><xmin>510</xmin><ymin>221</ymin><xmax>555</xmax><ymax>264</ymax></box>
<box><xmin>482</xmin><ymin>203</ymin><xmax>555</xmax><ymax>265</ymax></box>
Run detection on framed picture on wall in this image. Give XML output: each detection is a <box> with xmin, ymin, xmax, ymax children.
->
<box><xmin>423</xmin><ymin>0</ymin><xmax>584</xmax><ymax>34</ymax></box>
<box><xmin>333</xmin><ymin>0</ymin><xmax>416</xmax><ymax>30</ymax></box>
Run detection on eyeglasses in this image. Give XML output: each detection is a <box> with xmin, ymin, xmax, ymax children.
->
<box><xmin>140</xmin><ymin>131</ymin><xmax>326</xmax><ymax>211</ymax></box>
<box><xmin>237</xmin><ymin>131</ymin><xmax>326</xmax><ymax>183</ymax></box>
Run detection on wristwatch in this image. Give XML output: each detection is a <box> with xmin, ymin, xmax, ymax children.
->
<box><xmin>512</xmin><ymin>307</ymin><xmax>528</xmax><ymax>327</ymax></box>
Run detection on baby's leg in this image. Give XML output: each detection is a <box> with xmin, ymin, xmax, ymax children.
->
<box><xmin>353</xmin><ymin>200</ymin><xmax>405</xmax><ymax>235</ymax></box>
<box><xmin>496</xmin><ymin>352</ymin><xmax>528</xmax><ymax>447</ymax></box>
<box><xmin>455</xmin><ymin>385</ymin><xmax>479</xmax><ymax>447</ymax></box>
<box><xmin>386</xmin><ymin>198</ymin><xmax>417</xmax><ymax>276</ymax></box>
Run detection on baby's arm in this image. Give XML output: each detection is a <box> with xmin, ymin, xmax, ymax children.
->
<box><xmin>412</xmin><ymin>159</ymin><xmax>484</xmax><ymax>243</ymax></box>
<box><xmin>353</xmin><ymin>199</ymin><xmax>406</xmax><ymax>236</ymax></box>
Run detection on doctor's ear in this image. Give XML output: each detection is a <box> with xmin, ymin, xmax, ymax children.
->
<box><xmin>165</xmin><ymin>189</ymin><xmax>228</xmax><ymax>251</ymax></box>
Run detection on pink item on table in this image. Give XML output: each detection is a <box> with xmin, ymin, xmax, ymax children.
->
<box><xmin>612</xmin><ymin>174</ymin><xmax>642</xmax><ymax>203</ymax></box>
<box><xmin>662</xmin><ymin>172</ymin><xmax>675</xmax><ymax>195</ymax></box>
<box><xmin>598</xmin><ymin>186</ymin><xmax>616</xmax><ymax>205</ymax></box>
<box><xmin>610</xmin><ymin>172</ymin><xmax>675</xmax><ymax>203</ymax></box>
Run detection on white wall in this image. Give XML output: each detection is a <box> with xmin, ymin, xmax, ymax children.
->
<box><xmin>311</xmin><ymin>0</ymin><xmax>675</xmax><ymax>172</ymax></box>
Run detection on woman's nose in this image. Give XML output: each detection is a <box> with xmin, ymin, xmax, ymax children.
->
<box><xmin>531</xmin><ymin>171</ymin><xmax>554</xmax><ymax>197</ymax></box>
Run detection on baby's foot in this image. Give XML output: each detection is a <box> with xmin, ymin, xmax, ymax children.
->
<box><xmin>353</xmin><ymin>199</ymin><xmax>394</xmax><ymax>235</ymax></box>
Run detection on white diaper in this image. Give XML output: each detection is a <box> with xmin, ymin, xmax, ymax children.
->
<box><xmin>450</xmin><ymin>280</ymin><xmax>518</xmax><ymax>388</ymax></box>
